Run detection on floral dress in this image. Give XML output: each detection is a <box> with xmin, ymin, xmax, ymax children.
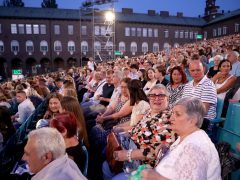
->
<box><xmin>129</xmin><ymin>110</ymin><xmax>177</xmax><ymax>167</ymax></box>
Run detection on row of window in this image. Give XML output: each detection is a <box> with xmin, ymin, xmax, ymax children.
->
<box><xmin>3</xmin><ymin>23</ymin><xmax>239</xmax><ymax>37</ymax></box>
<box><xmin>213</xmin><ymin>24</ymin><xmax>239</xmax><ymax>37</ymax></box>
<box><xmin>0</xmin><ymin>40</ymin><xmax>178</xmax><ymax>55</ymax></box>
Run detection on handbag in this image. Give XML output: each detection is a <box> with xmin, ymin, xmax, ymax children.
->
<box><xmin>106</xmin><ymin>132</ymin><xmax>123</xmax><ymax>173</ymax></box>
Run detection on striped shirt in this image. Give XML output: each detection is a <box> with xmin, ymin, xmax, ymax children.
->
<box><xmin>182</xmin><ymin>76</ymin><xmax>217</xmax><ymax>120</ymax></box>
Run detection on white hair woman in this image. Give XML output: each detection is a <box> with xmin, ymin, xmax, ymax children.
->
<box><xmin>141</xmin><ymin>97</ymin><xmax>221</xmax><ymax>180</ymax></box>
<box><xmin>22</xmin><ymin>127</ymin><xmax>86</xmax><ymax>180</ymax></box>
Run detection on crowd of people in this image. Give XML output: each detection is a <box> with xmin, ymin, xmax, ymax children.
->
<box><xmin>0</xmin><ymin>33</ymin><xmax>239</xmax><ymax>179</ymax></box>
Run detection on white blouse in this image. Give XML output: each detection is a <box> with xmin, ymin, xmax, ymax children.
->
<box><xmin>155</xmin><ymin>130</ymin><xmax>221</xmax><ymax>180</ymax></box>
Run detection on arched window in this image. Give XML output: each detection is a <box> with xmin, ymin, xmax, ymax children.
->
<box><xmin>163</xmin><ymin>42</ymin><xmax>170</xmax><ymax>49</ymax></box>
<box><xmin>11</xmin><ymin>40</ymin><xmax>19</xmax><ymax>54</ymax></box>
<box><xmin>81</xmin><ymin>41</ymin><xmax>88</xmax><ymax>52</ymax></box>
<box><xmin>174</xmin><ymin>43</ymin><xmax>179</xmax><ymax>48</ymax></box>
<box><xmin>142</xmin><ymin>42</ymin><xmax>148</xmax><ymax>53</ymax></box>
<box><xmin>105</xmin><ymin>41</ymin><xmax>113</xmax><ymax>51</ymax></box>
<box><xmin>68</xmin><ymin>41</ymin><xmax>75</xmax><ymax>53</ymax></box>
<box><xmin>40</xmin><ymin>40</ymin><xmax>48</xmax><ymax>52</ymax></box>
<box><xmin>94</xmin><ymin>41</ymin><xmax>101</xmax><ymax>52</ymax></box>
<box><xmin>153</xmin><ymin>42</ymin><xmax>159</xmax><ymax>53</ymax></box>
<box><xmin>26</xmin><ymin>40</ymin><xmax>34</xmax><ymax>53</ymax></box>
<box><xmin>0</xmin><ymin>41</ymin><xmax>4</xmax><ymax>53</ymax></box>
<box><xmin>119</xmin><ymin>41</ymin><xmax>125</xmax><ymax>52</ymax></box>
<box><xmin>54</xmin><ymin>40</ymin><xmax>62</xmax><ymax>52</ymax></box>
<box><xmin>130</xmin><ymin>42</ymin><xmax>137</xmax><ymax>55</ymax></box>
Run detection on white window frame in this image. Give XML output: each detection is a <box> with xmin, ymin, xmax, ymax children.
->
<box><xmin>33</xmin><ymin>24</ymin><xmax>39</xmax><ymax>34</ymax></box>
<box><xmin>125</xmin><ymin>27</ymin><xmax>130</xmax><ymax>36</ymax></box>
<box><xmin>130</xmin><ymin>42</ymin><xmax>137</xmax><ymax>54</ymax></box>
<box><xmin>68</xmin><ymin>41</ymin><xmax>75</xmax><ymax>53</ymax></box>
<box><xmin>189</xmin><ymin>31</ymin><xmax>193</xmax><ymax>39</ymax></box>
<box><xmin>148</xmin><ymin>28</ymin><xmax>152</xmax><ymax>37</ymax></box>
<box><xmin>204</xmin><ymin>31</ymin><xmax>207</xmax><ymax>39</ymax></box>
<box><xmin>54</xmin><ymin>25</ymin><xmax>60</xmax><ymax>35</ymax></box>
<box><xmin>94</xmin><ymin>26</ymin><xmax>100</xmax><ymax>35</ymax></box>
<box><xmin>131</xmin><ymin>27</ymin><xmax>136</xmax><ymax>36</ymax></box>
<box><xmin>164</xmin><ymin>30</ymin><xmax>169</xmax><ymax>38</ymax></box>
<box><xmin>143</xmin><ymin>28</ymin><xmax>147</xmax><ymax>37</ymax></box>
<box><xmin>68</xmin><ymin>25</ymin><xmax>74</xmax><ymax>35</ymax></box>
<box><xmin>54</xmin><ymin>40</ymin><xmax>62</xmax><ymax>52</ymax></box>
<box><xmin>213</xmin><ymin>29</ymin><xmax>217</xmax><ymax>37</ymax></box>
<box><xmin>185</xmin><ymin>31</ymin><xmax>188</xmax><ymax>38</ymax></box>
<box><xmin>175</xmin><ymin>30</ymin><xmax>179</xmax><ymax>38</ymax></box>
<box><xmin>11</xmin><ymin>24</ymin><xmax>17</xmax><ymax>34</ymax></box>
<box><xmin>26</xmin><ymin>40</ymin><xmax>34</xmax><ymax>53</ymax></box>
<box><xmin>18</xmin><ymin>24</ymin><xmax>25</xmax><ymax>34</ymax></box>
<box><xmin>154</xmin><ymin>29</ymin><xmax>158</xmax><ymax>37</ymax></box>
<box><xmin>223</xmin><ymin>26</ymin><xmax>227</xmax><ymax>35</ymax></box>
<box><xmin>137</xmin><ymin>28</ymin><xmax>142</xmax><ymax>37</ymax></box>
<box><xmin>81</xmin><ymin>41</ymin><xmax>88</xmax><ymax>52</ymax></box>
<box><xmin>26</xmin><ymin>24</ymin><xmax>32</xmax><ymax>34</ymax></box>
<box><xmin>40</xmin><ymin>24</ymin><xmax>47</xmax><ymax>34</ymax></box>
<box><xmin>153</xmin><ymin>43</ymin><xmax>159</xmax><ymax>53</ymax></box>
<box><xmin>94</xmin><ymin>41</ymin><xmax>101</xmax><ymax>52</ymax></box>
<box><xmin>235</xmin><ymin>23</ymin><xmax>239</xmax><ymax>33</ymax></box>
<box><xmin>218</xmin><ymin>28</ymin><xmax>222</xmax><ymax>36</ymax></box>
<box><xmin>11</xmin><ymin>40</ymin><xmax>19</xmax><ymax>53</ymax></box>
<box><xmin>81</xmin><ymin>26</ymin><xmax>87</xmax><ymax>35</ymax></box>
<box><xmin>119</xmin><ymin>41</ymin><xmax>125</xmax><ymax>52</ymax></box>
<box><xmin>142</xmin><ymin>42</ymin><xmax>148</xmax><ymax>53</ymax></box>
<box><xmin>180</xmin><ymin>31</ymin><xmax>184</xmax><ymax>38</ymax></box>
<box><xmin>0</xmin><ymin>41</ymin><xmax>4</xmax><ymax>53</ymax></box>
<box><xmin>40</xmin><ymin>40</ymin><xmax>48</xmax><ymax>52</ymax></box>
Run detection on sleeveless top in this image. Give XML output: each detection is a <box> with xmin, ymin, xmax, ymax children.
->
<box><xmin>113</xmin><ymin>95</ymin><xmax>131</xmax><ymax>125</ymax></box>
<box><xmin>215</xmin><ymin>75</ymin><xmax>233</xmax><ymax>100</ymax></box>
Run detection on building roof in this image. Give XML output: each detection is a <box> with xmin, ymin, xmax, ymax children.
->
<box><xmin>0</xmin><ymin>6</ymin><xmax>205</xmax><ymax>26</ymax></box>
<box><xmin>0</xmin><ymin>7</ymin><xmax>239</xmax><ymax>27</ymax></box>
<box><xmin>206</xmin><ymin>9</ymin><xmax>240</xmax><ymax>25</ymax></box>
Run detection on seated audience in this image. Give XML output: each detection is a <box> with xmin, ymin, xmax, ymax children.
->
<box><xmin>143</xmin><ymin>68</ymin><xmax>157</xmax><ymax>95</ymax></box>
<box><xmin>141</xmin><ymin>97</ymin><xmax>221</xmax><ymax>180</ymax></box>
<box><xmin>207</xmin><ymin>54</ymin><xmax>222</xmax><ymax>78</ymax></box>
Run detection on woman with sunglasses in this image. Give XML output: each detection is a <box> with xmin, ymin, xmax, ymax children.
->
<box><xmin>103</xmin><ymin>84</ymin><xmax>176</xmax><ymax>180</ymax></box>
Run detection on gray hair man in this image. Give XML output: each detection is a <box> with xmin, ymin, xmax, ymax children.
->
<box><xmin>22</xmin><ymin>127</ymin><xmax>86</xmax><ymax>180</ymax></box>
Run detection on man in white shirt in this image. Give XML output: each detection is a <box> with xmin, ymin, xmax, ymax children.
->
<box><xmin>228</xmin><ymin>50</ymin><xmax>240</xmax><ymax>77</ymax></box>
<box><xmin>12</xmin><ymin>91</ymin><xmax>35</xmax><ymax>126</ymax></box>
<box><xmin>23</xmin><ymin>127</ymin><xmax>86</xmax><ymax>180</ymax></box>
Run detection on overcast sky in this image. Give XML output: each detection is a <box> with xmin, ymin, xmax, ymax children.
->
<box><xmin>2</xmin><ymin>0</ymin><xmax>240</xmax><ymax>17</ymax></box>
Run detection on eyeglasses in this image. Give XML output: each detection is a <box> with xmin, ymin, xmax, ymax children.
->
<box><xmin>148</xmin><ymin>93</ymin><xmax>167</xmax><ymax>99</ymax></box>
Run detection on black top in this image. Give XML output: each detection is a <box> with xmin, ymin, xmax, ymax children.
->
<box><xmin>207</xmin><ymin>67</ymin><xmax>219</xmax><ymax>78</ymax></box>
<box><xmin>66</xmin><ymin>143</ymin><xmax>86</xmax><ymax>174</ymax></box>
<box><xmin>100</xmin><ymin>83</ymin><xmax>114</xmax><ymax>106</ymax></box>
<box><xmin>156</xmin><ymin>78</ymin><xmax>169</xmax><ymax>86</ymax></box>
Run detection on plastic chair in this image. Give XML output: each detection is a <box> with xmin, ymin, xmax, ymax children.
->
<box><xmin>165</xmin><ymin>74</ymin><xmax>170</xmax><ymax>81</ymax></box>
<box><xmin>223</xmin><ymin>103</ymin><xmax>240</xmax><ymax>136</ymax></box>
<box><xmin>211</xmin><ymin>98</ymin><xmax>225</xmax><ymax>123</ymax></box>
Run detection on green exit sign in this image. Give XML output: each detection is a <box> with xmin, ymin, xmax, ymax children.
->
<box><xmin>12</xmin><ymin>69</ymin><xmax>22</xmax><ymax>75</ymax></box>
<box><xmin>196</xmin><ymin>35</ymin><xmax>203</xmax><ymax>39</ymax></box>
<box><xmin>114</xmin><ymin>51</ymin><xmax>123</xmax><ymax>56</ymax></box>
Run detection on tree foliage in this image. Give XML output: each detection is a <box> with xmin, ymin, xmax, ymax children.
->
<box><xmin>3</xmin><ymin>0</ymin><xmax>24</xmax><ymax>7</ymax></box>
<box><xmin>41</xmin><ymin>0</ymin><xmax>58</xmax><ymax>8</ymax></box>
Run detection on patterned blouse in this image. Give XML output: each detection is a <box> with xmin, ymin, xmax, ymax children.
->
<box><xmin>129</xmin><ymin>110</ymin><xmax>176</xmax><ymax>167</ymax></box>
<box><xmin>167</xmin><ymin>84</ymin><xmax>185</xmax><ymax>109</ymax></box>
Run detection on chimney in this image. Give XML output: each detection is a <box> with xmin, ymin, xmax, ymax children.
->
<box><xmin>177</xmin><ymin>12</ymin><xmax>183</xmax><ymax>17</ymax></box>
<box><xmin>222</xmin><ymin>10</ymin><xmax>224</xmax><ymax>14</ymax></box>
<box><xmin>122</xmin><ymin>8</ymin><xmax>133</xmax><ymax>14</ymax></box>
<box><xmin>160</xmin><ymin>11</ymin><xmax>169</xmax><ymax>17</ymax></box>
<box><xmin>148</xmin><ymin>10</ymin><xmax>156</xmax><ymax>16</ymax></box>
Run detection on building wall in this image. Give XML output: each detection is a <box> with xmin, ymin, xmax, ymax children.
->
<box><xmin>0</xmin><ymin>9</ymin><xmax>239</xmax><ymax>78</ymax></box>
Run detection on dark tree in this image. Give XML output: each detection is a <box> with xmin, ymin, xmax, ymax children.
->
<box><xmin>41</xmin><ymin>0</ymin><xmax>58</xmax><ymax>8</ymax></box>
<box><xmin>3</xmin><ymin>0</ymin><xmax>24</xmax><ymax>7</ymax></box>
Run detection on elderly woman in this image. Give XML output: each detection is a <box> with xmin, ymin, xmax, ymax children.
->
<box><xmin>207</xmin><ymin>55</ymin><xmax>222</xmax><ymax>78</ymax></box>
<box><xmin>141</xmin><ymin>97</ymin><xmax>221</xmax><ymax>180</ymax></box>
<box><xmin>103</xmin><ymin>84</ymin><xmax>176</xmax><ymax>180</ymax></box>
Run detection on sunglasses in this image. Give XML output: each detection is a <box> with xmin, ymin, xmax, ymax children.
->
<box><xmin>148</xmin><ymin>93</ymin><xmax>167</xmax><ymax>98</ymax></box>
